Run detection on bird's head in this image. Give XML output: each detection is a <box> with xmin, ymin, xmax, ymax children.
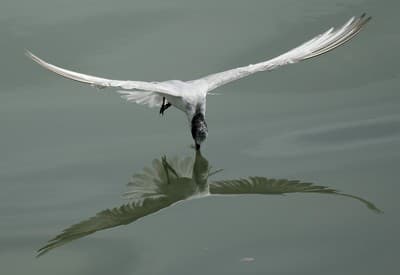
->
<box><xmin>191</xmin><ymin>113</ymin><xmax>208</xmax><ymax>150</ymax></box>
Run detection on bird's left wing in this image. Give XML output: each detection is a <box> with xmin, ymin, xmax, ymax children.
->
<box><xmin>196</xmin><ymin>14</ymin><xmax>371</xmax><ymax>92</ymax></box>
<box><xmin>26</xmin><ymin>50</ymin><xmax>182</xmax><ymax>97</ymax></box>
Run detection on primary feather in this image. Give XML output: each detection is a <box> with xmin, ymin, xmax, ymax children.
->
<box><xmin>26</xmin><ymin>14</ymin><xmax>371</xmax><ymax>99</ymax></box>
<box><xmin>25</xmin><ymin>50</ymin><xmax>182</xmax><ymax>96</ymax></box>
<box><xmin>26</xmin><ymin>14</ymin><xmax>371</xmax><ymax>147</ymax></box>
<box><xmin>198</xmin><ymin>14</ymin><xmax>371</xmax><ymax>92</ymax></box>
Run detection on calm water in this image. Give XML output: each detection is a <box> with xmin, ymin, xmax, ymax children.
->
<box><xmin>1</xmin><ymin>0</ymin><xmax>399</xmax><ymax>274</ymax></box>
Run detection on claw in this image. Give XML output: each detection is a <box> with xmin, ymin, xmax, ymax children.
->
<box><xmin>159</xmin><ymin>97</ymin><xmax>171</xmax><ymax>116</ymax></box>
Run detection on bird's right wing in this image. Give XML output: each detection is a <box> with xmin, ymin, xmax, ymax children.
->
<box><xmin>26</xmin><ymin>51</ymin><xmax>184</xmax><ymax>108</ymax></box>
<box><xmin>210</xmin><ymin>177</ymin><xmax>336</xmax><ymax>195</ymax></box>
<box><xmin>210</xmin><ymin>177</ymin><xmax>381</xmax><ymax>213</ymax></box>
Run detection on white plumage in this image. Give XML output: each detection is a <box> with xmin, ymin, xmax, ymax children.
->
<box><xmin>26</xmin><ymin>14</ymin><xmax>371</xmax><ymax>149</ymax></box>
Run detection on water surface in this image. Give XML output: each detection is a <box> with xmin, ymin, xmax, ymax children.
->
<box><xmin>1</xmin><ymin>0</ymin><xmax>399</xmax><ymax>274</ymax></box>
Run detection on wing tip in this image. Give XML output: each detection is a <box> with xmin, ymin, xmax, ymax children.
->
<box><xmin>24</xmin><ymin>49</ymin><xmax>34</xmax><ymax>59</ymax></box>
<box><xmin>25</xmin><ymin>49</ymin><xmax>36</xmax><ymax>57</ymax></box>
<box><xmin>360</xmin><ymin>12</ymin><xmax>371</xmax><ymax>20</ymax></box>
<box><xmin>359</xmin><ymin>12</ymin><xmax>372</xmax><ymax>24</ymax></box>
<box><xmin>24</xmin><ymin>49</ymin><xmax>43</xmax><ymax>65</ymax></box>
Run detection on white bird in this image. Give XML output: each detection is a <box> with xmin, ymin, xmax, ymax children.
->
<box><xmin>26</xmin><ymin>14</ymin><xmax>371</xmax><ymax>150</ymax></box>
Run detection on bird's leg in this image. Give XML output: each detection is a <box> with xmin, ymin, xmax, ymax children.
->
<box><xmin>159</xmin><ymin>97</ymin><xmax>172</xmax><ymax>116</ymax></box>
<box><xmin>161</xmin><ymin>156</ymin><xmax>179</xmax><ymax>184</ymax></box>
<box><xmin>159</xmin><ymin>97</ymin><xmax>166</xmax><ymax>115</ymax></box>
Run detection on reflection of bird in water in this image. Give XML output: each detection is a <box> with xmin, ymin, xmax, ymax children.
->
<box><xmin>26</xmin><ymin>14</ymin><xmax>371</xmax><ymax>149</ymax></box>
<box><xmin>37</xmin><ymin>150</ymin><xmax>381</xmax><ymax>256</ymax></box>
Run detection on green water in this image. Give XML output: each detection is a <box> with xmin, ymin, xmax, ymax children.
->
<box><xmin>1</xmin><ymin>0</ymin><xmax>399</xmax><ymax>274</ymax></box>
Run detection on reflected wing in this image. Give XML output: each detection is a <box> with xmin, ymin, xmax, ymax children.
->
<box><xmin>123</xmin><ymin>155</ymin><xmax>194</xmax><ymax>200</ymax></box>
<box><xmin>210</xmin><ymin>177</ymin><xmax>336</xmax><ymax>194</ymax></box>
<box><xmin>38</xmin><ymin>155</ymin><xmax>198</xmax><ymax>257</ymax></box>
<box><xmin>210</xmin><ymin>177</ymin><xmax>381</xmax><ymax>213</ymax></box>
<box><xmin>197</xmin><ymin>14</ymin><xmax>370</xmax><ymax>92</ymax></box>
<box><xmin>26</xmin><ymin>51</ymin><xmax>184</xmax><ymax>108</ymax></box>
<box><xmin>37</xmin><ymin>197</ymin><xmax>176</xmax><ymax>257</ymax></box>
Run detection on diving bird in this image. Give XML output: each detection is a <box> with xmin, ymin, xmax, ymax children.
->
<box><xmin>26</xmin><ymin>14</ymin><xmax>371</xmax><ymax>150</ymax></box>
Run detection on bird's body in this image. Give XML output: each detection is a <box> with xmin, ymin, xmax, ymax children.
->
<box><xmin>26</xmin><ymin>14</ymin><xmax>371</xmax><ymax>149</ymax></box>
<box><xmin>160</xmin><ymin>79</ymin><xmax>207</xmax><ymax>116</ymax></box>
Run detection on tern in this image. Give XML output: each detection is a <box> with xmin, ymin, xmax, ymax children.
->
<box><xmin>27</xmin><ymin>14</ymin><xmax>371</xmax><ymax>150</ymax></box>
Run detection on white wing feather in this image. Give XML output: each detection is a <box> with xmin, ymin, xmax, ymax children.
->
<box><xmin>25</xmin><ymin>50</ymin><xmax>182</xmax><ymax>98</ymax></box>
<box><xmin>116</xmin><ymin>90</ymin><xmax>164</xmax><ymax>108</ymax></box>
<box><xmin>197</xmin><ymin>14</ymin><xmax>371</xmax><ymax>92</ymax></box>
<box><xmin>27</xmin><ymin>14</ymin><xmax>370</xmax><ymax>103</ymax></box>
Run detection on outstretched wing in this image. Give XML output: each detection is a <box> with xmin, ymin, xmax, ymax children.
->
<box><xmin>37</xmin><ymin>197</ymin><xmax>176</xmax><ymax>257</ymax></box>
<box><xmin>197</xmin><ymin>14</ymin><xmax>371</xmax><ymax>92</ymax></box>
<box><xmin>37</xmin><ymin>155</ymin><xmax>197</xmax><ymax>257</ymax></box>
<box><xmin>209</xmin><ymin>176</ymin><xmax>381</xmax><ymax>213</ymax></box>
<box><xmin>26</xmin><ymin>51</ymin><xmax>183</xmax><ymax>107</ymax></box>
<box><xmin>210</xmin><ymin>177</ymin><xmax>337</xmax><ymax>195</ymax></box>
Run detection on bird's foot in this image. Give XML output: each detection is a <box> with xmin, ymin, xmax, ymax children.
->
<box><xmin>159</xmin><ymin>103</ymin><xmax>171</xmax><ymax>116</ymax></box>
